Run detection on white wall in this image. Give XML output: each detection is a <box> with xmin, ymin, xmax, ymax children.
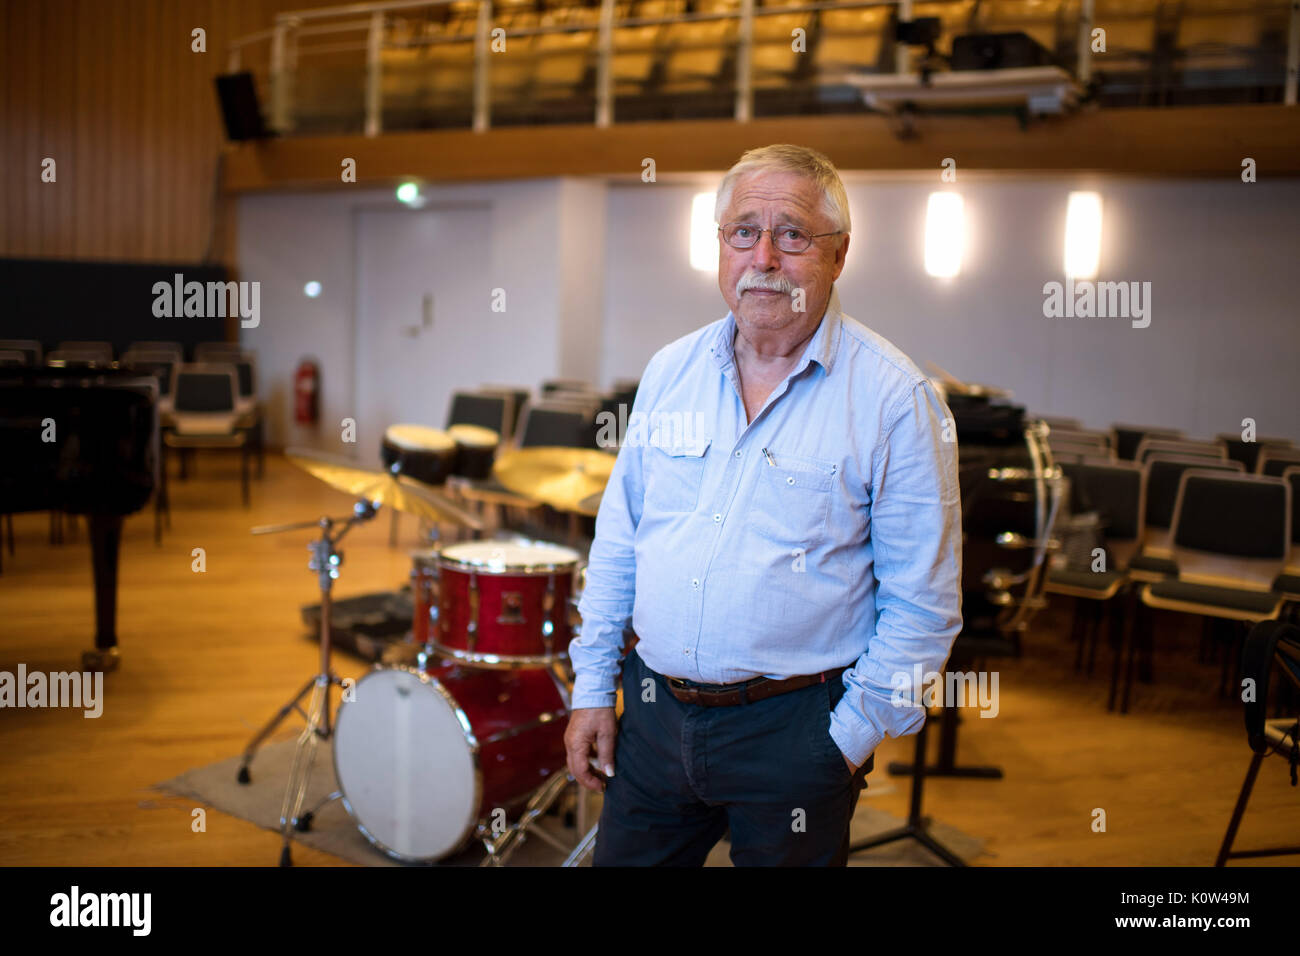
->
<box><xmin>238</xmin><ymin>179</ymin><xmax>577</xmax><ymax>452</ymax></box>
<box><xmin>239</xmin><ymin>173</ymin><xmax>1300</xmax><ymax>450</ymax></box>
<box><xmin>600</xmin><ymin>175</ymin><xmax>1300</xmax><ymax>442</ymax></box>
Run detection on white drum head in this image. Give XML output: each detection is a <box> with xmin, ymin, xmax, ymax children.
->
<box><xmin>440</xmin><ymin>538</ymin><xmax>580</xmax><ymax>572</ymax></box>
<box><xmin>447</xmin><ymin>423</ymin><xmax>499</xmax><ymax>447</ymax></box>
<box><xmin>333</xmin><ymin>667</ymin><xmax>478</xmax><ymax>862</ymax></box>
<box><xmin>384</xmin><ymin>424</ymin><xmax>456</xmax><ymax>452</ymax></box>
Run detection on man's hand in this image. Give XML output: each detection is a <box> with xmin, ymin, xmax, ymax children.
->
<box><xmin>844</xmin><ymin>755</ymin><xmax>857</xmax><ymax>774</ymax></box>
<box><xmin>565</xmin><ymin>706</ymin><xmax>618</xmax><ymax>792</ymax></box>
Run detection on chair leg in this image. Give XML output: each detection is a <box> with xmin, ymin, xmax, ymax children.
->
<box><xmin>5</xmin><ymin>513</ymin><xmax>13</xmax><ymax>555</ymax></box>
<box><xmin>1110</xmin><ymin>589</ymin><xmax>1135</xmax><ymax>712</ymax></box>
<box><xmin>1085</xmin><ymin>600</ymin><xmax>1104</xmax><ymax>676</ymax></box>
<box><xmin>1215</xmin><ymin>751</ymin><xmax>1265</xmax><ymax>866</ymax></box>
<box><xmin>1121</xmin><ymin>595</ymin><xmax>1148</xmax><ymax>714</ymax></box>
<box><xmin>1072</xmin><ymin>598</ymin><xmax>1087</xmax><ymax>672</ymax></box>
<box><xmin>240</xmin><ymin>444</ymin><xmax>250</xmax><ymax>508</ymax></box>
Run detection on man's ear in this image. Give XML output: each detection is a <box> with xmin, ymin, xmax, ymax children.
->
<box><xmin>831</xmin><ymin>233</ymin><xmax>849</xmax><ymax>280</ymax></box>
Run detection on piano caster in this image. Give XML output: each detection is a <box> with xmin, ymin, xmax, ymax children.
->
<box><xmin>81</xmin><ymin>648</ymin><xmax>120</xmax><ymax>673</ymax></box>
<box><xmin>237</xmin><ymin>765</ymin><xmax>252</xmax><ymax>785</ymax></box>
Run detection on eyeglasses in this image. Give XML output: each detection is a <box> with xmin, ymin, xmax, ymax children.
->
<box><xmin>719</xmin><ymin>222</ymin><xmax>843</xmax><ymax>254</ymax></box>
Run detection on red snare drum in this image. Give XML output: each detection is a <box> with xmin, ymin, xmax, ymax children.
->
<box><xmin>332</xmin><ymin>661</ymin><xmax>570</xmax><ymax>862</ymax></box>
<box><xmin>409</xmin><ymin>548</ymin><xmax>440</xmax><ymax>646</ymax></box>
<box><xmin>435</xmin><ymin>540</ymin><xmax>581</xmax><ymax>668</ymax></box>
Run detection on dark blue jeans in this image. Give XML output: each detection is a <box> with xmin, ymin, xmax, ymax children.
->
<box><xmin>593</xmin><ymin>647</ymin><xmax>873</xmax><ymax>866</ymax></box>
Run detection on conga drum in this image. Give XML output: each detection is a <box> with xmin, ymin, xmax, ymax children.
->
<box><xmin>448</xmin><ymin>423</ymin><xmax>499</xmax><ymax>480</ymax></box>
<box><xmin>381</xmin><ymin>424</ymin><xmax>458</xmax><ymax>486</ymax></box>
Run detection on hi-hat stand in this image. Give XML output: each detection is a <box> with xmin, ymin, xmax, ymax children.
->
<box><xmin>237</xmin><ymin>499</ymin><xmax>377</xmax><ymax>866</ymax></box>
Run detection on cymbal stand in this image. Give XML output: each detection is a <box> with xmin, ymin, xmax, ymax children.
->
<box><xmin>235</xmin><ymin>499</ymin><xmax>377</xmax><ymax>866</ymax></box>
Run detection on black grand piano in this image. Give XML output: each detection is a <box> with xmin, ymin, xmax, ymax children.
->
<box><xmin>0</xmin><ymin>367</ymin><xmax>158</xmax><ymax>670</ymax></box>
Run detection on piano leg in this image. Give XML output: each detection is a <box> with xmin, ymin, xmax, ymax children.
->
<box><xmin>83</xmin><ymin>514</ymin><xmax>123</xmax><ymax>673</ymax></box>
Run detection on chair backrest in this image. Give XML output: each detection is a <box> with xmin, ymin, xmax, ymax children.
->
<box><xmin>57</xmin><ymin>340</ymin><xmax>113</xmax><ymax>363</ymax></box>
<box><xmin>479</xmin><ymin>386</ymin><xmax>531</xmax><ymax>441</ymax></box>
<box><xmin>1060</xmin><ymin>460</ymin><xmax>1145</xmax><ymax>568</ymax></box>
<box><xmin>172</xmin><ymin>363</ymin><xmax>238</xmax><ymax>414</ymax></box>
<box><xmin>1259</xmin><ymin>447</ymin><xmax>1300</xmax><ymax>477</ymax></box>
<box><xmin>1112</xmin><ymin>424</ymin><xmax>1183</xmax><ymax>461</ymax></box>
<box><xmin>0</xmin><ymin>349</ymin><xmax>27</xmax><ymax>367</ymax></box>
<box><xmin>518</xmin><ymin>406</ymin><xmax>592</xmax><ymax>449</ymax></box>
<box><xmin>1144</xmin><ymin>455</ymin><xmax>1244</xmax><ymax>529</ymax></box>
<box><xmin>1284</xmin><ymin>467</ymin><xmax>1300</xmax><ymax>547</ymax></box>
<box><xmin>194</xmin><ymin>341</ymin><xmax>244</xmax><ymax>361</ymax></box>
<box><xmin>1038</xmin><ymin>415</ymin><xmax>1081</xmax><ymax>431</ymax></box>
<box><xmin>1218</xmin><ymin>435</ymin><xmax>1293</xmax><ymax>473</ymax></box>
<box><xmin>1169</xmin><ymin>470</ymin><xmax>1289</xmax><ymax>589</ymax></box>
<box><xmin>1051</xmin><ymin>439</ymin><xmax>1114</xmax><ymax>461</ymax></box>
<box><xmin>1136</xmin><ymin>437</ymin><xmax>1225</xmax><ymax>464</ymax></box>
<box><xmin>128</xmin><ymin>341</ymin><xmax>184</xmax><ymax>360</ymax></box>
<box><xmin>231</xmin><ymin>356</ymin><xmax>256</xmax><ymax>399</ymax></box>
<box><xmin>1049</xmin><ymin>427</ymin><xmax>1111</xmax><ymax>449</ymax></box>
<box><xmin>121</xmin><ymin>350</ymin><xmax>178</xmax><ymax>397</ymax></box>
<box><xmin>446</xmin><ymin>391</ymin><xmax>510</xmax><ymax>436</ymax></box>
<box><xmin>1239</xmin><ymin>619</ymin><xmax>1300</xmax><ymax>755</ymax></box>
<box><xmin>0</xmin><ymin>339</ymin><xmax>42</xmax><ymax>366</ymax></box>
<box><xmin>46</xmin><ymin>349</ymin><xmax>106</xmax><ymax>368</ymax></box>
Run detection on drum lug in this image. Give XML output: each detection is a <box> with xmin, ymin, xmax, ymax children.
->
<box><xmin>467</xmin><ymin>572</ymin><xmax>479</xmax><ymax>652</ymax></box>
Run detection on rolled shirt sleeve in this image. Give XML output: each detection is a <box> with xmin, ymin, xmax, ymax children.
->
<box><xmin>569</xmin><ymin>367</ymin><xmax>656</xmax><ymax>710</ymax></box>
<box><xmin>829</xmin><ymin>379</ymin><xmax>964</xmax><ymax>767</ymax></box>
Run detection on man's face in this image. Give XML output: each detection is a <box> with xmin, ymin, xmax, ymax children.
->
<box><xmin>717</xmin><ymin>170</ymin><xmax>849</xmax><ymax>341</ymax></box>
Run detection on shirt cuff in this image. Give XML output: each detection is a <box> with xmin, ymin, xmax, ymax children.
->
<box><xmin>829</xmin><ymin>711</ymin><xmax>883</xmax><ymax>768</ymax></box>
<box><xmin>570</xmin><ymin>678</ymin><xmax>618</xmax><ymax>711</ymax></box>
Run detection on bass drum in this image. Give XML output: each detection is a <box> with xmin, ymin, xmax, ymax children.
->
<box><xmin>332</xmin><ymin>662</ymin><xmax>570</xmax><ymax>862</ymax></box>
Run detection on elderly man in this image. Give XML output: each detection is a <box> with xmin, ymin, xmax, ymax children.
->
<box><xmin>566</xmin><ymin>144</ymin><xmax>963</xmax><ymax>866</ymax></box>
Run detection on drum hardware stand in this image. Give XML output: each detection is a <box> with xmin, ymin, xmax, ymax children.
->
<box><xmin>237</xmin><ymin>498</ymin><xmax>378</xmax><ymax>866</ymax></box>
<box><xmin>847</xmin><ymin>710</ymin><xmax>967</xmax><ymax>867</ymax></box>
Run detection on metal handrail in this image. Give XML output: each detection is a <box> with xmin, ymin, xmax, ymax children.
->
<box><xmin>226</xmin><ymin>0</ymin><xmax>1299</xmax><ymax>134</ymax></box>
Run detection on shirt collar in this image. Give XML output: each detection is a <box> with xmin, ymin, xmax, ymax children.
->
<box><xmin>710</xmin><ymin>284</ymin><xmax>843</xmax><ymax>376</ymax></box>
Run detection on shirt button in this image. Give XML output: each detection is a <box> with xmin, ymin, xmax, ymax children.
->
<box><xmin>713</xmin><ymin>513</ymin><xmax>721</xmax><ymax>523</ymax></box>
<box><xmin>691</xmin><ymin>578</ymin><xmax>700</xmax><ymax>588</ymax></box>
<box><xmin>734</xmin><ymin>450</ymin><xmax>742</xmax><ymax>458</ymax></box>
<box><xmin>683</xmin><ymin>649</ymin><xmax>691</xmax><ymax>656</ymax></box>
<box><xmin>786</xmin><ymin>475</ymin><xmax>795</xmax><ymax>485</ymax></box>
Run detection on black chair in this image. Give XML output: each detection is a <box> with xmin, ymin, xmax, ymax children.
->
<box><xmin>162</xmin><ymin>363</ymin><xmax>252</xmax><ymax>507</ymax></box>
<box><xmin>446</xmin><ymin>390</ymin><xmax>511</xmax><ymax>438</ymax></box>
<box><xmin>0</xmin><ymin>350</ymin><xmax>27</xmax><ymax>367</ymax></box>
<box><xmin>46</xmin><ymin>349</ymin><xmax>106</xmax><ymax>369</ymax></box>
<box><xmin>1044</xmin><ymin>460</ymin><xmax>1145</xmax><ymax>710</ymax></box>
<box><xmin>0</xmin><ymin>339</ymin><xmax>42</xmax><ymax>366</ymax></box>
<box><xmin>1214</xmin><ymin>619</ymin><xmax>1300</xmax><ymax>866</ymax></box>
<box><xmin>1133</xmin><ymin>471</ymin><xmax>1291</xmax><ymax>709</ymax></box>
<box><xmin>1129</xmin><ymin>455</ymin><xmax>1245</xmax><ymax>579</ymax></box>
<box><xmin>1134</xmin><ymin>437</ymin><xmax>1226</xmax><ymax>464</ymax></box>
<box><xmin>194</xmin><ymin>341</ymin><xmax>244</xmax><ymax>361</ymax></box>
<box><xmin>1218</xmin><ymin>434</ymin><xmax>1293</xmax><ymax>473</ymax></box>
<box><xmin>127</xmin><ymin>341</ymin><xmax>183</xmax><ymax>360</ymax></box>
<box><xmin>1258</xmin><ymin>447</ymin><xmax>1300</xmax><ymax>477</ymax></box>
<box><xmin>56</xmin><ymin>341</ymin><xmax>113</xmax><ymax>364</ymax></box>
<box><xmin>1112</xmin><ymin>424</ymin><xmax>1183</xmax><ymax>461</ymax></box>
<box><xmin>1275</xmin><ymin>467</ymin><xmax>1300</xmax><ymax>602</ymax></box>
<box><xmin>518</xmin><ymin>406</ymin><xmax>594</xmax><ymax>449</ymax></box>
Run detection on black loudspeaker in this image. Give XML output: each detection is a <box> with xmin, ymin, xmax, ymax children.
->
<box><xmin>214</xmin><ymin>72</ymin><xmax>269</xmax><ymax>141</ymax></box>
<box><xmin>950</xmin><ymin>32</ymin><xmax>1055</xmax><ymax>70</ymax></box>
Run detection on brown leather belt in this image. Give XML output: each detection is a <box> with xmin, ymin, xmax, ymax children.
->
<box><xmin>662</xmin><ymin>666</ymin><xmax>848</xmax><ymax>707</ymax></box>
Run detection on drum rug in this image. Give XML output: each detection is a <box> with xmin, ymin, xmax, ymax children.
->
<box><xmin>157</xmin><ymin>739</ymin><xmax>987</xmax><ymax>866</ymax></box>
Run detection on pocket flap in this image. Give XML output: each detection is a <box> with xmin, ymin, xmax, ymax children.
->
<box><xmin>656</xmin><ymin>436</ymin><xmax>711</xmax><ymax>458</ymax></box>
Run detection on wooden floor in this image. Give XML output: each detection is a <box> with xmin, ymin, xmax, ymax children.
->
<box><xmin>0</xmin><ymin>452</ymin><xmax>1295</xmax><ymax>866</ymax></box>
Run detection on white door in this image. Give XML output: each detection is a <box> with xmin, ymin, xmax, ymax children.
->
<box><xmin>354</xmin><ymin>205</ymin><xmax>493</xmax><ymax>463</ymax></box>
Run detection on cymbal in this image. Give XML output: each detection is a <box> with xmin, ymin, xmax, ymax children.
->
<box><xmin>284</xmin><ymin>447</ymin><xmax>484</xmax><ymax>530</ymax></box>
<box><xmin>491</xmin><ymin>446</ymin><xmax>615</xmax><ymax>513</ymax></box>
<box><xmin>575</xmin><ymin>491</ymin><xmax>604</xmax><ymax>517</ymax></box>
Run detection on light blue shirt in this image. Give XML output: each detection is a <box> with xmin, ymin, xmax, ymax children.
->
<box><xmin>571</xmin><ymin>287</ymin><xmax>963</xmax><ymax>767</ymax></box>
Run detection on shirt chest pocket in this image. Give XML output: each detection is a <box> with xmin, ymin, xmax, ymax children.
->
<box><xmin>749</xmin><ymin>453</ymin><xmax>836</xmax><ymax>545</ymax></box>
<box><xmin>645</xmin><ymin>439</ymin><xmax>711</xmax><ymax>514</ymax></box>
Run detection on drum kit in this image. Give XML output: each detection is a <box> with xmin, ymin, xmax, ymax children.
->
<box><xmin>238</xmin><ymin>440</ymin><xmax>615</xmax><ymax>867</ymax></box>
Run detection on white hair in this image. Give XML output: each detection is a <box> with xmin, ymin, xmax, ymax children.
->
<box><xmin>714</xmin><ymin>144</ymin><xmax>851</xmax><ymax>236</ymax></box>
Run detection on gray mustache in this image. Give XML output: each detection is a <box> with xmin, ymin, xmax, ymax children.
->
<box><xmin>736</xmin><ymin>273</ymin><xmax>793</xmax><ymax>296</ymax></box>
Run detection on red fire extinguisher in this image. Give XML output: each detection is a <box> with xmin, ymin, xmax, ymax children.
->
<box><xmin>294</xmin><ymin>359</ymin><xmax>320</xmax><ymax>426</ymax></box>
